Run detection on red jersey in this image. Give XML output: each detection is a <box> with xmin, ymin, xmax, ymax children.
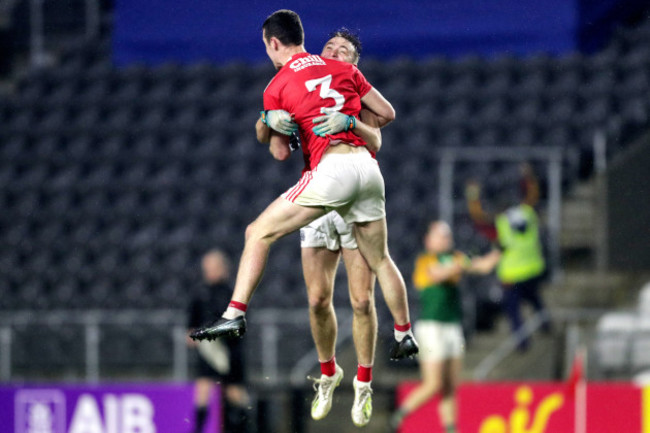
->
<box><xmin>263</xmin><ymin>52</ymin><xmax>373</xmax><ymax>170</ymax></box>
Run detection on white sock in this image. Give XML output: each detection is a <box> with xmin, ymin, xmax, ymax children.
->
<box><xmin>394</xmin><ymin>328</ymin><xmax>414</xmax><ymax>342</ymax></box>
<box><xmin>223</xmin><ymin>306</ymin><xmax>246</xmax><ymax>320</ymax></box>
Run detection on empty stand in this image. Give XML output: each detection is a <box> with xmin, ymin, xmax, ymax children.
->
<box><xmin>1</xmin><ymin>13</ymin><xmax>650</xmax><ymax>377</ymax></box>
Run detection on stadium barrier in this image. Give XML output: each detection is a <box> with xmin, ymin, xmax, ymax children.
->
<box><xmin>396</xmin><ymin>381</ymin><xmax>647</xmax><ymax>433</ymax></box>
<box><xmin>0</xmin><ymin>383</ymin><xmax>220</xmax><ymax>433</ymax></box>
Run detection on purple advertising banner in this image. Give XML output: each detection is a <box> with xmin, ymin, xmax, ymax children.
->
<box><xmin>0</xmin><ymin>383</ymin><xmax>220</xmax><ymax>433</ymax></box>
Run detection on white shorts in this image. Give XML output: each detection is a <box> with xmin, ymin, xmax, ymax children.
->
<box><xmin>414</xmin><ymin>320</ymin><xmax>465</xmax><ymax>362</ymax></box>
<box><xmin>282</xmin><ymin>151</ymin><xmax>386</xmax><ymax>224</ymax></box>
<box><xmin>300</xmin><ymin>212</ymin><xmax>357</xmax><ymax>251</ymax></box>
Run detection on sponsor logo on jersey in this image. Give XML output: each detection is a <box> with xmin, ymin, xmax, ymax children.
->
<box><xmin>289</xmin><ymin>55</ymin><xmax>326</xmax><ymax>72</ymax></box>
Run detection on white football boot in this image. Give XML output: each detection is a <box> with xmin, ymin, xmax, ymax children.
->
<box><xmin>351</xmin><ymin>375</ymin><xmax>373</xmax><ymax>427</ymax></box>
<box><xmin>310</xmin><ymin>364</ymin><xmax>344</xmax><ymax>420</ymax></box>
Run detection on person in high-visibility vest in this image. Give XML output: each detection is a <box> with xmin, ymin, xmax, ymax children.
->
<box><xmin>465</xmin><ymin>163</ymin><xmax>551</xmax><ymax>351</ymax></box>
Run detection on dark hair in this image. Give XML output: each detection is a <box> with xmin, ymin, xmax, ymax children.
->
<box><xmin>262</xmin><ymin>9</ymin><xmax>304</xmax><ymax>46</ymax></box>
<box><xmin>328</xmin><ymin>27</ymin><xmax>362</xmax><ymax>62</ymax></box>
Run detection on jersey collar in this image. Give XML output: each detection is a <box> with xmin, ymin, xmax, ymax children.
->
<box><xmin>283</xmin><ymin>52</ymin><xmax>313</xmax><ymax>68</ymax></box>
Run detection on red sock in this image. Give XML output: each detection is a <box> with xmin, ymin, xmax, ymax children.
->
<box><xmin>357</xmin><ymin>364</ymin><xmax>372</xmax><ymax>383</ymax></box>
<box><xmin>229</xmin><ymin>301</ymin><xmax>247</xmax><ymax>312</ymax></box>
<box><xmin>224</xmin><ymin>301</ymin><xmax>247</xmax><ymax>319</ymax></box>
<box><xmin>320</xmin><ymin>357</ymin><xmax>336</xmax><ymax>377</ymax></box>
<box><xmin>394</xmin><ymin>322</ymin><xmax>411</xmax><ymax>332</ymax></box>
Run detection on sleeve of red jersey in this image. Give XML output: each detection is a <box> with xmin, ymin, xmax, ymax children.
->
<box><xmin>353</xmin><ymin>67</ymin><xmax>373</xmax><ymax>98</ymax></box>
<box><xmin>263</xmin><ymin>79</ymin><xmax>283</xmax><ymax>111</ymax></box>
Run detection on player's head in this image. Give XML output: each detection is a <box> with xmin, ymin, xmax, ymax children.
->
<box><xmin>425</xmin><ymin>221</ymin><xmax>454</xmax><ymax>253</ymax></box>
<box><xmin>321</xmin><ymin>28</ymin><xmax>362</xmax><ymax>65</ymax></box>
<box><xmin>262</xmin><ymin>9</ymin><xmax>304</xmax><ymax>68</ymax></box>
<box><xmin>201</xmin><ymin>249</ymin><xmax>230</xmax><ymax>284</ymax></box>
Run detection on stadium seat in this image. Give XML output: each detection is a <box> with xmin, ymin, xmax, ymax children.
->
<box><xmin>632</xmin><ymin>317</ymin><xmax>650</xmax><ymax>371</ymax></box>
<box><xmin>595</xmin><ymin>312</ymin><xmax>637</xmax><ymax>372</ymax></box>
<box><xmin>1</xmin><ymin>15</ymin><xmax>650</xmax><ymax>340</ymax></box>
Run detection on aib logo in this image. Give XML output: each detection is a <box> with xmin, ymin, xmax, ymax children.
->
<box><xmin>479</xmin><ymin>386</ymin><xmax>565</xmax><ymax>433</ymax></box>
<box><xmin>14</xmin><ymin>390</ymin><xmax>157</xmax><ymax>433</ymax></box>
<box><xmin>15</xmin><ymin>390</ymin><xmax>66</xmax><ymax>433</ymax></box>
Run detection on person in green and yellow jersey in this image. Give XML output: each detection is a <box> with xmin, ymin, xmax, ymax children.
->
<box><xmin>390</xmin><ymin>221</ymin><xmax>500</xmax><ymax>433</ymax></box>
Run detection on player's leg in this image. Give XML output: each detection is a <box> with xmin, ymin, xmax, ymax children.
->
<box><xmin>191</xmin><ymin>197</ymin><xmax>326</xmax><ymax>341</ymax></box>
<box><xmin>439</xmin><ymin>357</ymin><xmax>462</xmax><ymax>433</ymax></box>
<box><xmin>193</xmin><ymin>377</ymin><xmax>214</xmax><ymax>433</ymax></box>
<box><xmin>391</xmin><ymin>359</ymin><xmax>444</xmax><ymax>428</ymax></box>
<box><xmin>353</xmin><ymin>218</ymin><xmax>418</xmax><ymax>359</ymax></box>
<box><xmin>302</xmin><ymin>246</ymin><xmax>340</xmax><ymax>365</ymax></box>
<box><xmin>232</xmin><ymin>197</ymin><xmax>326</xmax><ymax>305</ymax></box>
<box><xmin>341</xmin><ymin>247</ymin><xmax>376</xmax><ymax>427</ymax></box>
<box><xmin>302</xmin><ymin>245</ymin><xmax>344</xmax><ymax>420</ymax></box>
<box><xmin>341</xmin><ymin>247</ymin><xmax>377</xmax><ymax>367</ymax></box>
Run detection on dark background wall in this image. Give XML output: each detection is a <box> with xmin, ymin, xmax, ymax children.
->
<box><xmin>112</xmin><ymin>0</ymin><xmax>648</xmax><ymax>66</ymax></box>
<box><xmin>608</xmin><ymin>136</ymin><xmax>650</xmax><ymax>270</ymax></box>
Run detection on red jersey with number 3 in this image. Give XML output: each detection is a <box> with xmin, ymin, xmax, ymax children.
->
<box><xmin>263</xmin><ymin>52</ymin><xmax>373</xmax><ymax>169</ymax></box>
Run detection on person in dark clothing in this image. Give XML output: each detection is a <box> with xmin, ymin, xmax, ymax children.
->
<box><xmin>187</xmin><ymin>250</ymin><xmax>250</xmax><ymax>433</ymax></box>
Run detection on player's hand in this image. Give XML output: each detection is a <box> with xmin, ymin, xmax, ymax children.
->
<box><xmin>312</xmin><ymin>112</ymin><xmax>355</xmax><ymax>137</ymax></box>
<box><xmin>449</xmin><ymin>262</ymin><xmax>464</xmax><ymax>278</ymax></box>
<box><xmin>186</xmin><ymin>333</ymin><xmax>198</xmax><ymax>348</ymax></box>
<box><xmin>465</xmin><ymin>180</ymin><xmax>481</xmax><ymax>201</ymax></box>
<box><xmin>261</xmin><ymin>110</ymin><xmax>298</xmax><ymax>136</ymax></box>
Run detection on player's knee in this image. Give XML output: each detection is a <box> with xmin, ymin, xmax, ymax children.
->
<box><xmin>351</xmin><ymin>296</ymin><xmax>373</xmax><ymax>316</ymax></box>
<box><xmin>422</xmin><ymin>379</ymin><xmax>441</xmax><ymax>397</ymax></box>
<box><xmin>365</xmin><ymin>253</ymin><xmax>390</xmax><ymax>273</ymax></box>
<box><xmin>308</xmin><ymin>292</ymin><xmax>332</xmax><ymax>313</ymax></box>
<box><xmin>244</xmin><ymin>222</ymin><xmax>256</xmax><ymax>241</ymax></box>
<box><xmin>440</xmin><ymin>383</ymin><xmax>455</xmax><ymax>398</ymax></box>
<box><xmin>245</xmin><ymin>220</ymin><xmax>277</xmax><ymax>244</ymax></box>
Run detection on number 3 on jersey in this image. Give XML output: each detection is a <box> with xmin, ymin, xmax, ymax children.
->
<box><xmin>305</xmin><ymin>75</ymin><xmax>345</xmax><ymax>114</ymax></box>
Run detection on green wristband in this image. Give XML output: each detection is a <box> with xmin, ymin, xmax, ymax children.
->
<box><xmin>346</xmin><ymin>116</ymin><xmax>356</xmax><ymax>131</ymax></box>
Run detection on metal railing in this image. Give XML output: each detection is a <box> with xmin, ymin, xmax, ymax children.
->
<box><xmin>0</xmin><ymin>309</ymin><xmax>188</xmax><ymax>382</ymax></box>
<box><xmin>0</xmin><ymin>307</ymin><xmax>333</xmax><ymax>385</ymax></box>
<box><xmin>473</xmin><ymin>308</ymin><xmax>608</xmax><ymax>381</ymax></box>
<box><xmin>28</xmin><ymin>0</ymin><xmax>101</xmax><ymax>68</ymax></box>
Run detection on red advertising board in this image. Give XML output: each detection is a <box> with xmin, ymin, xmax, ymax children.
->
<box><xmin>396</xmin><ymin>381</ymin><xmax>645</xmax><ymax>433</ymax></box>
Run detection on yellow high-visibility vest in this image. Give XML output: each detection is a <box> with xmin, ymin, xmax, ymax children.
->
<box><xmin>496</xmin><ymin>204</ymin><xmax>546</xmax><ymax>284</ymax></box>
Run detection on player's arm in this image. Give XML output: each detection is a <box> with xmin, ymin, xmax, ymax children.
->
<box><xmin>520</xmin><ymin>162</ymin><xmax>540</xmax><ymax>207</ymax></box>
<box><xmin>360</xmin><ymin>87</ymin><xmax>395</xmax><ymax>127</ymax></box>
<box><xmin>256</xmin><ymin>117</ymin><xmax>271</xmax><ymax>144</ymax></box>
<box><xmin>268</xmin><ymin>131</ymin><xmax>291</xmax><ymax>161</ymax></box>
<box><xmin>255</xmin><ymin>109</ymin><xmax>294</xmax><ymax>159</ymax></box>
<box><xmin>357</xmin><ymin>108</ymin><xmax>382</xmax><ymax>152</ymax></box>
<box><xmin>464</xmin><ymin>250</ymin><xmax>501</xmax><ymax>275</ymax></box>
<box><xmin>414</xmin><ymin>256</ymin><xmax>462</xmax><ymax>286</ymax></box>
<box><xmin>426</xmin><ymin>262</ymin><xmax>463</xmax><ymax>284</ymax></box>
<box><xmin>464</xmin><ymin>180</ymin><xmax>498</xmax><ymax>240</ymax></box>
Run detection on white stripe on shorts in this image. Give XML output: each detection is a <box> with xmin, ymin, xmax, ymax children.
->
<box><xmin>285</xmin><ymin>170</ymin><xmax>313</xmax><ymax>202</ymax></box>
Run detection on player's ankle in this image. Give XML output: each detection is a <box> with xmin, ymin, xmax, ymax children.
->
<box><xmin>223</xmin><ymin>301</ymin><xmax>247</xmax><ymax>319</ymax></box>
<box><xmin>391</xmin><ymin>407</ymin><xmax>408</xmax><ymax>427</ymax></box>
<box><xmin>444</xmin><ymin>424</ymin><xmax>458</xmax><ymax>433</ymax></box>
<box><xmin>394</xmin><ymin>322</ymin><xmax>412</xmax><ymax>342</ymax></box>
<box><xmin>356</xmin><ymin>363</ymin><xmax>372</xmax><ymax>383</ymax></box>
<box><xmin>319</xmin><ymin>356</ymin><xmax>337</xmax><ymax>376</ymax></box>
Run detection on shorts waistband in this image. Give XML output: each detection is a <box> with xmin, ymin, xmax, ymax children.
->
<box><xmin>320</xmin><ymin>147</ymin><xmax>373</xmax><ymax>164</ymax></box>
<box><xmin>324</xmin><ymin>143</ymin><xmax>369</xmax><ymax>156</ymax></box>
